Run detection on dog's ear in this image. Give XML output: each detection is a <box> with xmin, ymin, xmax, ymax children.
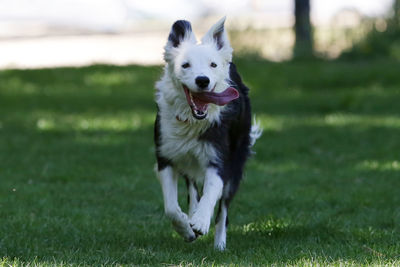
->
<box><xmin>201</xmin><ymin>17</ymin><xmax>232</xmax><ymax>61</ymax></box>
<box><xmin>164</xmin><ymin>20</ymin><xmax>196</xmax><ymax>62</ymax></box>
<box><xmin>168</xmin><ymin>20</ymin><xmax>195</xmax><ymax>47</ymax></box>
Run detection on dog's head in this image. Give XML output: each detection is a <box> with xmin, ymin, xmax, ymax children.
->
<box><xmin>163</xmin><ymin>17</ymin><xmax>238</xmax><ymax>120</ymax></box>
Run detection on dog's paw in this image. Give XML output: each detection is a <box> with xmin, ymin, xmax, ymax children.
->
<box><xmin>189</xmin><ymin>209</ymin><xmax>211</xmax><ymax>236</ymax></box>
<box><xmin>214</xmin><ymin>240</ymin><xmax>226</xmax><ymax>251</ymax></box>
<box><xmin>171</xmin><ymin>213</ymin><xmax>197</xmax><ymax>242</ymax></box>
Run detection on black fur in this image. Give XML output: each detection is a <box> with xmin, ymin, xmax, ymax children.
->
<box><xmin>154</xmin><ymin>111</ymin><xmax>171</xmax><ymax>171</ymax></box>
<box><xmin>168</xmin><ymin>20</ymin><xmax>192</xmax><ymax>48</ymax></box>
<box><xmin>184</xmin><ymin>176</ymin><xmax>200</xmax><ymax>204</ymax></box>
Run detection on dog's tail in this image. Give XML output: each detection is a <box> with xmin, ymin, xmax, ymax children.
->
<box><xmin>249</xmin><ymin>116</ymin><xmax>262</xmax><ymax>149</ymax></box>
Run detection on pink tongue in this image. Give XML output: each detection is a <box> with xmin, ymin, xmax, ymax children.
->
<box><xmin>193</xmin><ymin>87</ymin><xmax>239</xmax><ymax>106</ymax></box>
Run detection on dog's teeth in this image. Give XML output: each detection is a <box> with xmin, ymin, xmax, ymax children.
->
<box><xmin>194</xmin><ymin>110</ymin><xmax>207</xmax><ymax>117</ymax></box>
<box><xmin>189</xmin><ymin>92</ymin><xmax>197</xmax><ymax>109</ymax></box>
<box><xmin>188</xmin><ymin>90</ymin><xmax>208</xmax><ymax>119</ymax></box>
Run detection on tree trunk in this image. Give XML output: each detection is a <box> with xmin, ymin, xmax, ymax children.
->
<box><xmin>395</xmin><ymin>0</ymin><xmax>400</xmax><ymax>27</ymax></box>
<box><xmin>293</xmin><ymin>0</ymin><xmax>313</xmax><ymax>59</ymax></box>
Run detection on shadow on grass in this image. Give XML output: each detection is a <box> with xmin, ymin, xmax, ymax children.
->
<box><xmin>0</xmin><ymin>121</ymin><xmax>399</xmax><ymax>265</ymax></box>
<box><xmin>0</xmin><ymin>62</ymin><xmax>399</xmax><ymax>265</ymax></box>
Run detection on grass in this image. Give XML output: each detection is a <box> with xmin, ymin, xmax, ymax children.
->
<box><xmin>0</xmin><ymin>58</ymin><xmax>399</xmax><ymax>266</ymax></box>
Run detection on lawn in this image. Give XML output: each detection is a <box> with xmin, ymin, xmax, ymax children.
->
<box><xmin>0</xmin><ymin>58</ymin><xmax>399</xmax><ymax>266</ymax></box>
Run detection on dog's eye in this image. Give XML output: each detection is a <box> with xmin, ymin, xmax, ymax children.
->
<box><xmin>182</xmin><ymin>63</ymin><xmax>190</xmax><ymax>69</ymax></box>
<box><xmin>210</xmin><ymin>62</ymin><xmax>217</xmax><ymax>68</ymax></box>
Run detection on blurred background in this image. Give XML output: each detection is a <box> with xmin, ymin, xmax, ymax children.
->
<box><xmin>1</xmin><ymin>1</ymin><xmax>400</xmax><ymax>264</ymax></box>
<box><xmin>0</xmin><ymin>0</ymin><xmax>399</xmax><ymax>69</ymax></box>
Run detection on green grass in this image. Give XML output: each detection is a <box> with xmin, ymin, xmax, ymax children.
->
<box><xmin>0</xmin><ymin>59</ymin><xmax>399</xmax><ymax>266</ymax></box>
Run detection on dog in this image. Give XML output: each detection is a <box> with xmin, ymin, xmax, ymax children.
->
<box><xmin>154</xmin><ymin>17</ymin><xmax>261</xmax><ymax>250</ymax></box>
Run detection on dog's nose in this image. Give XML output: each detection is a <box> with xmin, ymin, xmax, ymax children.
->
<box><xmin>195</xmin><ymin>76</ymin><xmax>210</xmax><ymax>89</ymax></box>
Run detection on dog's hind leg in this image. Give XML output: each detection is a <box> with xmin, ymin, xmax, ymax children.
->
<box><xmin>158</xmin><ymin>167</ymin><xmax>196</xmax><ymax>242</ymax></box>
<box><xmin>185</xmin><ymin>176</ymin><xmax>200</xmax><ymax>218</ymax></box>
<box><xmin>214</xmin><ymin>198</ymin><xmax>228</xmax><ymax>251</ymax></box>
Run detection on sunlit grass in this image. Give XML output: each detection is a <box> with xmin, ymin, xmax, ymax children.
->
<box><xmin>34</xmin><ymin>112</ymin><xmax>154</xmax><ymax>132</ymax></box>
<box><xmin>258</xmin><ymin>113</ymin><xmax>400</xmax><ymax>134</ymax></box>
<box><xmin>356</xmin><ymin>160</ymin><xmax>400</xmax><ymax>172</ymax></box>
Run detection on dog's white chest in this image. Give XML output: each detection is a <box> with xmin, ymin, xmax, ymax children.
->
<box><xmin>158</xmin><ymin>117</ymin><xmax>218</xmax><ymax>180</ymax></box>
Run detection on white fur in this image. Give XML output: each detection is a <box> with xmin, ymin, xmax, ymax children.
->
<box><xmin>155</xmin><ymin>18</ymin><xmax>233</xmax><ymax>179</ymax></box>
<box><xmin>187</xmin><ymin>180</ymin><xmax>199</xmax><ymax>218</ymax></box>
<box><xmin>156</xmin><ymin>17</ymin><xmax>236</xmax><ymax>250</ymax></box>
<box><xmin>250</xmin><ymin>116</ymin><xmax>263</xmax><ymax>147</ymax></box>
<box><xmin>157</xmin><ymin>167</ymin><xmax>195</xmax><ymax>241</ymax></box>
<box><xmin>156</xmin><ymin>17</ymin><xmax>233</xmax><ymax>126</ymax></box>
<box><xmin>214</xmin><ymin>201</ymin><xmax>228</xmax><ymax>250</ymax></box>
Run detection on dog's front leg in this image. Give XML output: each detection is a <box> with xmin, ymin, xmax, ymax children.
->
<box><xmin>158</xmin><ymin>167</ymin><xmax>196</xmax><ymax>242</ymax></box>
<box><xmin>190</xmin><ymin>168</ymin><xmax>223</xmax><ymax>235</ymax></box>
<box><xmin>187</xmin><ymin>179</ymin><xmax>200</xmax><ymax>218</ymax></box>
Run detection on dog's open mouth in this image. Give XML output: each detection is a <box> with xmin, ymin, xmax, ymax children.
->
<box><xmin>183</xmin><ymin>85</ymin><xmax>239</xmax><ymax>120</ymax></box>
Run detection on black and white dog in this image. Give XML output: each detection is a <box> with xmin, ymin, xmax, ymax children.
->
<box><xmin>154</xmin><ymin>17</ymin><xmax>261</xmax><ymax>250</ymax></box>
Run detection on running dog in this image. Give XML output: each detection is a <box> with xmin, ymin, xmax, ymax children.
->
<box><xmin>154</xmin><ymin>17</ymin><xmax>261</xmax><ymax>250</ymax></box>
